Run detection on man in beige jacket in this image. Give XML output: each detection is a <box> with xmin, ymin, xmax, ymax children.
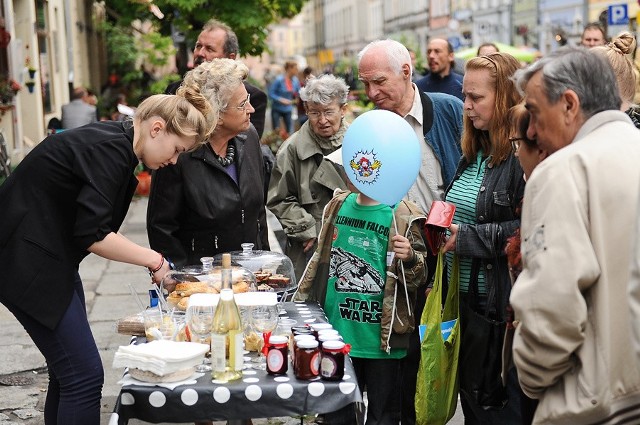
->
<box><xmin>510</xmin><ymin>46</ymin><xmax>640</xmax><ymax>424</ymax></box>
<box><xmin>630</xmin><ymin>194</ymin><xmax>640</xmax><ymax>364</ymax></box>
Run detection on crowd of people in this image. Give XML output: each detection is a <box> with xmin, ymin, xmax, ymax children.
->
<box><xmin>3</xmin><ymin>15</ymin><xmax>640</xmax><ymax>425</ymax></box>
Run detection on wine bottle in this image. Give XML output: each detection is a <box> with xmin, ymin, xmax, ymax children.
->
<box><xmin>211</xmin><ymin>253</ymin><xmax>243</xmax><ymax>382</ymax></box>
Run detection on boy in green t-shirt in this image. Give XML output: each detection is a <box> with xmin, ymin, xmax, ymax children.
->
<box><xmin>294</xmin><ymin>180</ymin><xmax>428</xmax><ymax>424</ymax></box>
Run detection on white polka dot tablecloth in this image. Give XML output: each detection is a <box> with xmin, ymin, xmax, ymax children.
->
<box><xmin>112</xmin><ymin>302</ymin><xmax>361</xmax><ymax>425</ymax></box>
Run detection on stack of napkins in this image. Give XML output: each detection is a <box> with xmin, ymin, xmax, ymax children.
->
<box><xmin>113</xmin><ymin>340</ymin><xmax>208</xmax><ymax>376</ymax></box>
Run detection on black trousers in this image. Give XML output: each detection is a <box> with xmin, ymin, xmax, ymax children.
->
<box><xmin>325</xmin><ymin>357</ymin><xmax>403</xmax><ymax>425</ymax></box>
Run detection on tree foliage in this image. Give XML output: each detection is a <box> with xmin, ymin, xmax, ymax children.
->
<box><xmin>105</xmin><ymin>0</ymin><xmax>307</xmax><ymax>57</ymax></box>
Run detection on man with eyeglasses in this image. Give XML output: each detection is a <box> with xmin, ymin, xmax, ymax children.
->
<box><xmin>166</xmin><ymin>18</ymin><xmax>267</xmax><ymax>139</ymax></box>
<box><xmin>357</xmin><ymin>39</ymin><xmax>464</xmax><ymax>425</ymax></box>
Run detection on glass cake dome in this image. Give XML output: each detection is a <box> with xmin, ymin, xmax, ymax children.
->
<box><xmin>161</xmin><ymin>256</ymin><xmax>256</xmax><ymax>311</ymax></box>
<box><xmin>213</xmin><ymin>243</ymin><xmax>297</xmax><ymax>299</ymax></box>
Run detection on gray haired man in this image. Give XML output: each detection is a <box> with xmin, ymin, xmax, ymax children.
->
<box><xmin>510</xmin><ymin>46</ymin><xmax>640</xmax><ymax>424</ymax></box>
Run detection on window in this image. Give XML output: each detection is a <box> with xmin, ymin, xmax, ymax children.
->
<box><xmin>35</xmin><ymin>0</ymin><xmax>52</xmax><ymax>112</ymax></box>
<box><xmin>0</xmin><ymin>1</ymin><xmax>9</xmax><ymax>80</ymax></box>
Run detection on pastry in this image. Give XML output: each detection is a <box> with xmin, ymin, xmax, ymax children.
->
<box><xmin>254</xmin><ymin>271</ymin><xmax>272</xmax><ymax>282</ymax></box>
<box><xmin>175</xmin><ymin>282</ymin><xmax>211</xmax><ymax>296</ymax></box>
<box><xmin>232</xmin><ymin>280</ymin><xmax>250</xmax><ymax>293</ymax></box>
<box><xmin>267</xmin><ymin>274</ymin><xmax>291</xmax><ymax>289</ymax></box>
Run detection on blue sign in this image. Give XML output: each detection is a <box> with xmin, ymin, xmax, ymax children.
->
<box><xmin>609</xmin><ymin>4</ymin><xmax>629</xmax><ymax>25</ymax></box>
<box><xmin>448</xmin><ymin>36</ymin><xmax>461</xmax><ymax>50</ymax></box>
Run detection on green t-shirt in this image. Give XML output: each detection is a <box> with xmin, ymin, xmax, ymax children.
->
<box><xmin>323</xmin><ymin>193</ymin><xmax>406</xmax><ymax>359</ymax></box>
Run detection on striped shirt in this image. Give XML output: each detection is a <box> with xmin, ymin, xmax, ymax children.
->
<box><xmin>445</xmin><ymin>151</ymin><xmax>487</xmax><ymax>294</ymax></box>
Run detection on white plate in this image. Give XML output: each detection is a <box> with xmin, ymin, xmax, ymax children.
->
<box><xmin>128</xmin><ymin>367</ymin><xmax>195</xmax><ymax>383</ymax></box>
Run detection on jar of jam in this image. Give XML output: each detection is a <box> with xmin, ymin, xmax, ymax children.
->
<box><xmin>320</xmin><ymin>340</ymin><xmax>348</xmax><ymax>381</ymax></box>
<box><xmin>294</xmin><ymin>339</ymin><xmax>320</xmax><ymax>380</ymax></box>
<box><xmin>291</xmin><ymin>326</ymin><xmax>314</xmax><ymax>336</ymax></box>
<box><xmin>292</xmin><ymin>334</ymin><xmax>316</xmax><ymax>370</ymax></box>
<box><xmin>266</xmin><ymin>335</ymin><xmax>289</xmax><ymax>375</ymax></box>
<box><xmin>318</xmin><ymin>333</ymin><xmax>343</xmax><ymax>348</ymax></box>
<box><xmin>310</xmin><ymin>323</ymin><xmax>333</xmax><ymax>338</ymax></box>
<box><xmin>317</xmin><ymin>329</ymin><xmax>340</xmax><ymax>338</ymax></box>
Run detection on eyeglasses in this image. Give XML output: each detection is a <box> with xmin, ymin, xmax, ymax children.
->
<box><xmin>509</xmin><ymin>137</ymin><xmax>527</xmax><ymax>152</ymax></box>
<box><xmin>235</xmin><ymin>94</ymin><xmax>251</xmax><ymax>111</ymax></box>
<box><xmin>307</xmin><ymin>109</ymin><xmax>339</xmax><ymax>121</ymax></box>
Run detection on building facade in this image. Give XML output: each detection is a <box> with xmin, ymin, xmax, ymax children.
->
<box><xmin>0</xmin><ymin>0</ymin><xmax>106</xmax><ymax>165</ymax></box>
<box><xmin>284</xmin><ymin>0</ymin><xmax>640</xmax><ymax>72</ymax></box>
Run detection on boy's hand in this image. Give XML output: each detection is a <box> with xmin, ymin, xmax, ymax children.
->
<box><xmin>392</xmin><ymin>234</ymin><xmax>414</xmax><ymax>261</ymax></box>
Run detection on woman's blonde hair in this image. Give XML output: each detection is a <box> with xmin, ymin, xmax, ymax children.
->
<box><xmin>462</xmin><ymin>52</ymin><xmax>523</xmax><ymax>165</ymax></box>
<box><xmin>179</xmin><ymin>58</ymin><xmax>248</xmax><ymax>113</ymax></box>
<box><xmin>134</xmin><ymin>91</ymin><xmax>216</xmax><ymax>148</ymax></box>
<box><xmin>592</xmin><ymin>32</ymin><xmax>637</xmax><ymax>105</ymax></box>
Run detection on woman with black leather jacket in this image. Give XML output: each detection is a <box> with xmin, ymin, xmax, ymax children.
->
<box><xmin>147</xmin><ymin>59</ymin><xmax>269</xmax><ymax>267</ymax></box>
<box><xmin>441</xmin><ymin>53</ymin><xmax>525</xmax><ymax>425</ymax></box>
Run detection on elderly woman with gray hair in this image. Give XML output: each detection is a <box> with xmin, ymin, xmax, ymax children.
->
<box><xmin>267</xmin><ymin>74</ymin><xmax>350</xmax><ymax>279</ymax></box>
<box><xmin>147</xmin><ymin>58</ymin><xmax>269</xmax><ymax>267</ymax></box>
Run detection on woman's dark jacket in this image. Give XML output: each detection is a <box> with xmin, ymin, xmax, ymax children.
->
<box><xmin>0</xmin><ymin>122</ymin><xmax>139</xmax><ymax>329</ymax></box>
<box><xmin>446</xmin><ymin>153</ymin><xmax>525</xmax><ymax>308</ymax></box>
<box><xmin>147</xmin><ymin>126</ymin><xmax>270</xmax><ymax>267</ymax></box>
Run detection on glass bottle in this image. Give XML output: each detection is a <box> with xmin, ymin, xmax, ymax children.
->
<box><xmin>211</xmin><ymin>253</ymin><xmax>243</xmax><ymax>382</ymax></box>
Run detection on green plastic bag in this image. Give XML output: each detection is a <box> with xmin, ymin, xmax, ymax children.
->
<box><xmin>415</xmin><ymin>252</ymin><xmax>460</xmax><ymax>425</ymax></box>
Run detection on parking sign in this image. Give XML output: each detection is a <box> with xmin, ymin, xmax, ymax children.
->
<box><xmin>608</xmin><ymin>4</ymin><xmax>629</xmax><ymax>25</ymax></box>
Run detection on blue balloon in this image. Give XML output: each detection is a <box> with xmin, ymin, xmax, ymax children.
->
<box><xmin>342</xmin><ymin>110</ymin><xmax>421</xmax><ymax>206</ymax></box>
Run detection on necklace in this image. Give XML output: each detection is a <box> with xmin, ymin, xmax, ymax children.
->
<box><xmin>209</xmin><ymin>142</ymin><xmax>236</xmax><ymax>167</ymax></box>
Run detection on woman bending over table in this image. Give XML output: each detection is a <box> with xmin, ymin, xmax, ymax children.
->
<box><xmin>0</xmin><ymin>83</ymin><xmax>216</xmax><ymax>424</ymax></box>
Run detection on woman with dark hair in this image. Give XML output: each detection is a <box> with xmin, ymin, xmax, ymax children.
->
<box><xmin>508</xmin><ymin>103</ymin><xmax>548</xmax><ymax>181</ymax></box>
<box><xmin>504</xmin><ymin>102</ymin><xmax>548</xmax><ymax>425</ymax></box>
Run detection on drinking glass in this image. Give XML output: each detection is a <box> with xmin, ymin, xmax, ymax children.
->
<box><xmin>250</xmin><ymin>304</ymin><xmax>279</xmax><ymax>369</ymax></box>
<box><xmin>142</xmin><ymin>308</ymin><xmax>164</xmax><ymax>342</ymax></box>
<box><xmin>187</xmin><ymin>304</ymin><xmax>216</xmax><ymax>372</ymax></box>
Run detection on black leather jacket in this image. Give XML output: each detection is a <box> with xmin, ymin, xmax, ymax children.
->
<box><xmin>446</xmin><ymin>153</ymin><xmax>524</xmax><ymax>310</ymax></box>
<box><xmin>147</xmin><ymin>126</ymin><xmax>269</xmax><ymax>267</ymax></box>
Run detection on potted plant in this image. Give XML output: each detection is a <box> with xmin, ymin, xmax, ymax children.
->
<box><xmin>25</xmin><ymin>81</ymin><xmax>35</xmax><ymax>93</ymax></box>
<box><xmin>0</xmin><ymin>76</ymin><xmax>21</xmax><ymax>105</ymax></box>
<box><xmin>25</xmin><ymin>52</ymin><xmax>36</xmax><ymax>78</ymax></box>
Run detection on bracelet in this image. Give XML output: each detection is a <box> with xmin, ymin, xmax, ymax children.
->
<box><xmin>148</xmin><ymin>255</ymin><xmax>165</xmax><ymax>276</ymax></box>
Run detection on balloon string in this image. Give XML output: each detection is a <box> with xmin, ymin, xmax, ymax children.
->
<box><xmin>393</xmin><ymin>214</ymin><xmax>412</xmax><ymax>317</ymax></box>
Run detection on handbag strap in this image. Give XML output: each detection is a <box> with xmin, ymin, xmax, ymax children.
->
<box><xmin>422</xmin><ymin>251</ymin><xmax>445</xmax><ymax>326</ymax></box>
<box><xmin>444</xmin><ymin>253</ymin><xmax>460</xmax><ymax>317</ymax></box>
